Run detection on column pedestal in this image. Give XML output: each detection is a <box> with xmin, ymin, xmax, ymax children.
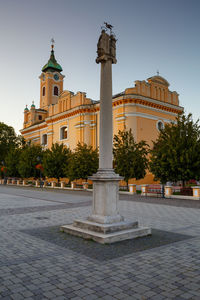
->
<box><xmin>165</xmin><ymin>186</ymin><xmax>172</xmax><ymax>197</ymax></box>
<box><xmin>141</xmin><ymin>184</ymin><xmax>148</xmax><ymax>196</ymax></box>
<box><xmin>71</xmin><ymin>182</ymin><xmax>76</xmax><ymax>189</ymax></box>
<box><xmin>60</xmin><ymin>181</ymin><xmax>65</xmax><ymax>189</ymax></box>
<box><xmin>192</xmin><ymin>186</ymin><xmax>200</xmax><ymax>199</ymax></box>
<box><xmin>61</xmin><ymin>169</ymin><xmax>151</xmax><ymax>244</ymax></box>
<box><xmin>129</xmin><ymin>184</ymin><xmax>137</xmax><ymax>194</ymax></box>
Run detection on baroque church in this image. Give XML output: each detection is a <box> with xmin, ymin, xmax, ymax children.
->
<box><xmin>20</xmin><ymin>42</ymin><xmax>183</xmax><ymax>183</ymax></box>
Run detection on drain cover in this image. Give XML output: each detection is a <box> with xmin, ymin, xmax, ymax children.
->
<box><xmin>35</xmin><ymin>216</ymin><xmax>49</xmax><ymax>220</ymax></box>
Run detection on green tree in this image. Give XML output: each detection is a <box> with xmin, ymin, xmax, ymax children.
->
<box><xmin>0</xmin><ymin>122</ymin><xmax>18</xmax><ymax>163</ymax></box>
<box><xmin>18</xmin><ymin>144</ymin><xmax>43</xmax><ymax>179</ymax></box>
<box><xmin>5</xmin><ymin>148</ymin><xmax>22</xmax><ymax>178</ymax></box>
<box><xmin>43</xmin><ymin>143</ymin><xmax>71</xmax><ymax>182</ymax></box>
<box><xmin>66</xmin><ymin>143</ymin><xmax>99</xmax><ymax>181</ymax></box>
<box><xmin>149</xmin><ymin>113</ymin><xmax>200</xmax><ymax>185</ymax></box>
<box><xmin>113</xmin><ymin>129</ymin><xmax>149</xmax><ymax>185</ymax></box>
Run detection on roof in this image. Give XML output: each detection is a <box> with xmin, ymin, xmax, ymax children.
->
<box><xmin>42</xmin><ymin>49</ymin><xmax>63</xmax><ymax>73</ymax></box>
<box><xmin>147</xmin><ymin>75</ymin><xmax>170</xmax><ymax>87</ymax></box>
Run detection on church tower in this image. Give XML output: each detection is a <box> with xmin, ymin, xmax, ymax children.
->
<box><xmin>39</xmin><ymin>40</ymin><xmax>65</xmax><ymax>110</ymax></box>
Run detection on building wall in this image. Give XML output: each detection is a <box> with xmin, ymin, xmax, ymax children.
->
<box><xmin>21</xmin><ymin>73</ymin><xmax>183</xmax><ymax>184</ymax></box>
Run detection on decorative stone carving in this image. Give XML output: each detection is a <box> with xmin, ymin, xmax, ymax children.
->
<box><xmin>96</xmin><ymin>30</ymin><xmax>117</xmax><ymax>64</ymax></box>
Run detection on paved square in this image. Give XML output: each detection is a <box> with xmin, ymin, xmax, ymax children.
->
<box><xmin>0</xmin><ymin>185</ymin><xmax>200</xmax><ymax>299</ymax></box>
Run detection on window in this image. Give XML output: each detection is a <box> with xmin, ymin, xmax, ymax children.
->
<box><xmin>42</xmin><ymin>86</ymin><xmax>45</xmax><ymax>96</ymax></box>
<box><xmin>60</xmin><ymin>126</ymin><xmax>68</xmax><ymax>140</ymax></box>
<box><xmin>42</xmin><ymin>134</ymin><xmax>47</xmax><ymax>145</ymax></box>
<box><xmin>54</xmin><ymin>86</ymin><xmax>59</xmax><ymax>96</ymax></box>
<box><xmin>38</xmin><ymin>115</ymin><xmax>42</xmax><ymax>120</ymax></box>
<box><xmin>157</xmin><ymin>120</ymin><xmax>164</xmax><ymax>131</ymax></box>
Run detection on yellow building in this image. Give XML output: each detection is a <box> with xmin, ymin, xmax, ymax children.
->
<box><xmin>21</xmin><ymin>44</ymin><xmax>183</xmax><ymax>183</ymax></box>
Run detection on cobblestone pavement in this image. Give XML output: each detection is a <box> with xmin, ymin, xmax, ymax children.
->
<box><xmin>0</xmin><ymin>185</ymin><xmax>200</xmax><ymax>300</ymax></box>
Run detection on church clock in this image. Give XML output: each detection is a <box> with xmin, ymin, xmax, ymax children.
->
<box><xmin>54</xmin><ymin>74</ymin><xmax>59</xmax><ymax>81</ymax></box>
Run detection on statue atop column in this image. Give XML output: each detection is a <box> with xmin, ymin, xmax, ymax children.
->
<box><xmin>96</xmin><ymin>22</ymin><xmax>117</xmax><ymax>64</ymax></box>
<box><xmin>61</xmin><ymin>24</ymin><xmax>151</xmax><ymax>243</ymax></box>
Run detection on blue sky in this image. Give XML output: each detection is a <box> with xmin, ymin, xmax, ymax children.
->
<box><xmin>0</xmin><ymin>0</ymin><xmax>200</xmax><ymax>134</ymax></box>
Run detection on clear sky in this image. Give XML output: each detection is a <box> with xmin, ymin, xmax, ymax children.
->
<box><xmin>0</xmin><ymin>0</ymin><xmax>200</xmax><ymax>134</ymax></box>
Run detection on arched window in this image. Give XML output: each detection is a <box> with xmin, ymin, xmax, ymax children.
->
<box><xmin>38</xmin><ymin>115</ymin><xmax>42</xmax><ymax>121</ymax></box>
<box><xmin>42</xmin><ymin>86</ymin><xmax>45</xmax><ymax>96</ymax></box>
<box><xmin>157</xmin><ymin>120</ymin><xmax>164</xmax><ymax>131</ymax></box>
<box><xmin>60</xmin><ymin>126</ymin><xmax>68</xmax><ymax>140</ymax></box>
<box><xmin>42</xmin><ymin>134</ymin><xmax>47</xmax><ymax>145</ymax></box>
<box><xmin>54</xmin><ymin>86</ymin><xmax>59</xmax><ymax>96</ymax></box>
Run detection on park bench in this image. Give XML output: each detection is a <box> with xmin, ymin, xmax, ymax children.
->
<box><xmin>146</xmin><ymin>185</ymin><xmax>163</xmax><ymax>197</ymax></box>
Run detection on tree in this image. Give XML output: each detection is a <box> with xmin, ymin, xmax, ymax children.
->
<box><xmin>149</xmin><ymin>113</ymin><xmax>200</xmax><ymax>185</ymax></box>
<box><xmin>0</xmin><ymin>122</ymin><xmax>18</xmax><ymax>163</ymax></box>
<box><xmin>0</xmin><ymin>165</ymin><xmax>7</xmax><ymax>179</ymax></box>
<box><xmin>5</xmin><ymin>148</ymin><xmax>22</xmax><ymax>178</ymax></box>
<box><xmin>66</xmin><ymin>143</ymin><xmax>99</xmax><ymax>181</ymax></box>
<box><xmin>43</xmin><ymin>143</ymin><xmax>71</xmax><ymax>182</ymax></box>
<box><xmin>113</xmin><ymin>129</ymin><xmax>149</xmax><ymax>185</ymax></box>
<box><xmin>18</xmin><ymin>144</ymin><xmax>43</xmax><ymax>179</ymax></box>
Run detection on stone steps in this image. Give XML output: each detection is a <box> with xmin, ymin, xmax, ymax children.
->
<box><xmin>60</xmin><ymin>222</ymin><xmax>151</xmax><ymax>244</ymax></box>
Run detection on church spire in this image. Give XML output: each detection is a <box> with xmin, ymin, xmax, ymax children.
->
<box><xmin>42</xmin><ymin>39</ymin><xmax>63</xmax><ymax>73</ymax></box>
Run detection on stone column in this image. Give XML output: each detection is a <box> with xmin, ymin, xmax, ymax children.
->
<box><xmin>61</xmin><ymin>27</ymin><xmax>151</xmax><ymax>243</ymax></box>
<box><xmin>99</xmin><ymin>59</ymin><xmax>113</xmax><ymax>170</ymax></box>
<box><xmin>86</xmin><ymin>30</ymin><xmax>123</xmax><ymax>225</ymax></box>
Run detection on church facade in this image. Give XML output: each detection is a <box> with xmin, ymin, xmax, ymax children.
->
<box><xmin>20</xmin><ymin>44</ymin><xmax>183</xmax><ymax>183</ymax></box>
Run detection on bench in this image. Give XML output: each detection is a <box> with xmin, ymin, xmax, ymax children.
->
<box><xmin>146</xmin><ymin>185</ymin><xmax>163</xmax><ymax>197</ymax></box>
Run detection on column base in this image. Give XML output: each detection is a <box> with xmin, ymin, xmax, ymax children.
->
<box><xmin>61</xmin><ymin>168</ymin><xmax>151</xmax><ymax>244</ymax></box>
<box><xmin>88</xmin><ymin>214</ymin><xmax>123</xmax><ymax>224</ymax></box>
<box><xmin>60</xmin><ymin>219</ymin><xmax>151</xmax><ymax>244</ymax></box>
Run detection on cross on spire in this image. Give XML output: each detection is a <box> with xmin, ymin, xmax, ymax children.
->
<box><xmin>51</xmin><ymin>38</ymin><xmax>55</xmax><ymax>49</ymax></box>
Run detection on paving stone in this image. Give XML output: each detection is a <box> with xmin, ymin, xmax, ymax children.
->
<box><xmin>0</xmin><ymin>186</ymin><xmax>200</xmax><ymax>300</ymax></box>
<box><xmin>10</xmin><ymin>293</ymin><xmax>24</xmax><ymax>300</ymax></box>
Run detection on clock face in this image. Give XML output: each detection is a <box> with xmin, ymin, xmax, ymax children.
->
<box><xmin>54</xmin><ymin>74</ymin><xmax>59</xmax><ymax>81</ymax></box>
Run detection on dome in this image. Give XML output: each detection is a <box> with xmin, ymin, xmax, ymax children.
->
<box><xmin>147</xmin><ymin>75</ymin><xmax>170</xmax><ymax>87</ymax></box>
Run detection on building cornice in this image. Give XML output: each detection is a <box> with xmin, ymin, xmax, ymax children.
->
<box><xmin>21</xmin><ymin>93</ymin><xmax>183</xmax><ymax>135</ymax></box>
<box><xmin>45</xmin><ymin>104</ymin><xmax>99</xmax><ymax>124</ymax></box>
<box><xmin>20</xmin><ymin>123</ymin><xmax>47</xmax><ymax>135</ymax></box>
<box><xmin>113</xmin><ymin>94</ymin><xmax>183</xmax><ymax>114</ymax></box>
